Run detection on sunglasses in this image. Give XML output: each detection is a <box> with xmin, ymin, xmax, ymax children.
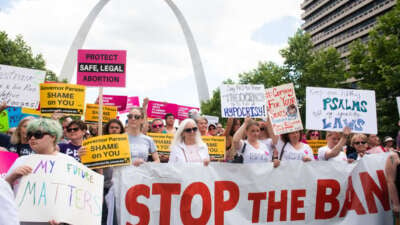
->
<box><xmin>354</xmin><ymin>141</ymin><xmax>367</xmax><ymax>145</ymax></box>
<box><xmin>260</xmin><ymin>127</ymin><xmax>266</xmax><ymax>131</ymax></box>
<box><xmin>67</xmin><ymin>127</ymin><xmax>80</xmax><ymax>133</ymax></box>
<box><xmin>152</xmin><ymin>124</ymin><xmax>163</xmax><ymax>128</ymax></box>
<box><xmin>127</xmin><ymin>114</ymin><xmax>142</xmax><ymax>120</ymax></box>
<box><xmin>184</xmin><ymin>127</ymin><xmax>198</xmax><ymax>133</ymax></box>
<box><xmin>109</xmin><ymin>126</ymin><xmax>121</xmax><ymax>129</ymax></box>
<box><xmin>311</xmin><ymin>133</ymin><xmax>319</xmax><ymax>136</ymax></box>
<box><xmin>27</xmin><ymin>131</ymin><xmax>51</xmax><ymax>139</ymax></box>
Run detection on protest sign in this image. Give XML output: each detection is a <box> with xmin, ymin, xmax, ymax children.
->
<box><xmin>113</xmin><ymin>153</ymin><xmax>390</xmax><ymax>225</ymax></box>
<box><xmin>21</xmin><ymin>107</ymin><xmax>41</xmax><ymax>116</ymax></box>
<box><xmin>266</xmin><ymin>83</ymin><xmax>303</xmax><ymax>135</ymax></box>
<box><xmin>0</xmin><ymin>110</ymin><xmax>8</xmax><ymax>132</ymax></box>
<box><xmin>40</xmin><ymin>83</ymin><xmax>86</xmax><ymax>115</ymax></box>
<box><xmin>7</xmin><ymin>107</ymin><xmax>37</xmax><ymax>128</ymax></box>
<box><xmin>204</xmin><ymin>115</ymin><xmax>219</xmax><ymax>126</ymax></box>
<box><xmin>147</xmin><ymin>100</ymin><xmax>177</xmax><ymax>119</ymax></box>
<box><xmin>147</xmin><ymin>133</ymin><xmax>174</xmax><ymax>154</ymax></box>
<box><xmin>306</xmin><ymin>87</ymin><xmax>377</xmax><ymax>134</ymax></box>
<box><xmin>176</xmin><ymin>105</ymin><xmax>200</xmax><ymax>121</ymax></box>
<box><xmin>0</xmin><ymin>151</ymin><xmax>18</xmax><ymax>179</ymax></box>
<box><xmin>85</xmin><ymin>104</ymin><xmax>117</xmax><ymax>123</ymax></box>
<box><xmin>77</xmin><ymin>49</ymin><xmax>127</xmax><ymax>87</ymax></box>
<box><xmin>15</xmin><ymin>154</ymin><xmax>103</xmax><ymax>225</ymax></box>
<box><xmin>120</xmin><ymin>96</ymin><xmax>140</xmax><ymax>113</ymax></box>
<box><xmin>81</xmin><ymin>134</ymin><xmax>131</xmax><ymax>169</ymax></box>
<box><xmin>307</xmin><ymin>140</ymin><xmax>327</xmax><ymax>155</ymax></box>
<box><xmin>397</xmin><ymin>96</ymin><xmax>400</xmax><ymax>118</ymax></box>
<box><xmin>202</xmin><ymin>136</ymin><xmax>226</xmax><ymax>159</ymax></box>
<box><xmin>0</xmin><ymin>64</ymin><xmax>45</xmax><ymax>108</ymax></box>
<box><xmin>220</xmin><ymin>84</ymin><xmax>266</xmax><ymax>118</ymax></box>
<box><xmin>102</xmin><ymin>95</ymin><xmax>128</xmax><ymax>112</ymax></box>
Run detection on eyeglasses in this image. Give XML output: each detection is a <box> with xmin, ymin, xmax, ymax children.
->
<box><xmin>260</xmin><ymin>127</ymin><xmax>266</xmax><ymax>131</ymax></box>
<box><xmin>354</xmin><ymin>141</ymin><xmax>367</xmax><ymax>145</ymax></box>
<box><xmin>184</xmin><ymin>127</ymin><xmax>198</xmax><ymax>133</ymax></box>
<box><xmin>109</xmin><ymin>126</ymin><xmax>121</xmax><ymax>129</ymax></box>
<box><xmin>209</xmin><ymin>127</ymin><xmax>216</xmax><ymax>130</ymax></box>
<box><xmin>27</xmin><ymin>131</ymin><xmax>50</xmax><ymax>139</ymax></box>
<box><xmin>127</xmin><ymin>114</ymin><xmax>142</xmax><ymax>120</ymax></box>
<box><xmin>67</xmin><ymin>127</ymin><xmax>80</xmax><ymax>133</ymax></box>
<box><xmin>152</xmin><ymin>124</ymin><xmax>163</xmax><ymax>128</ymax></box>
<box><xmin>311</xmin><ymin>133</ymin><xmax>319</xmax><ymax>136</ymax></box>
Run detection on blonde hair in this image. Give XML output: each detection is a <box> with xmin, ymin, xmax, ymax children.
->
<box><xmin>351</xmin><ymin>134</ymin><xmax>368</xmax><ymax>146</ymax></box>
<box><xmin>10</xmin><ymin>117</ymin><xmax>34</xmax><ymax>144</ymax></box>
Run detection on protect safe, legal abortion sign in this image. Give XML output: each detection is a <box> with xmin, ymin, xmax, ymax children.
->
<box><xmin>220</xmin><ymin>84</ymin><xmax>266</xmax><ymax>118</ymax></box>
<box><xmin>306</xmin><ymin>87</ymin><xmax>377</xmax><ymax>134</ymax></box>
<box><xmin>77</xmin><ymin>49</ymin><xmax>126</xmax><ymax>87</ymax></box>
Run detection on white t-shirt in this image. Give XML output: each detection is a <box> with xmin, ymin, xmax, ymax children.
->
<box><xmin>238</xmin><ymin>140</ymin><xmax>272</xmax><ymax>164</ymax></box>
<box><xmin>259</xmin><ymin>138</ymin><xmax>274</xmax><ymax>156</ymax></box>
<box><xmin>276</xmin><ymin>138</ymin><xmax>314</xmax><ymax>161</ymax></box>
<box><xmin>0</xmin><ymin>178</ymin><xmax>19</xmax><ymax>225</ymax></box>
<box><xmin>318</xmin><ymin>145</ymin><xmax>347</xmax><ymax>161</ymax></box>
<box><xmin>128</xmin><ymin>134</ymin><xmax>157</xmax><ymax>162</ymax></box>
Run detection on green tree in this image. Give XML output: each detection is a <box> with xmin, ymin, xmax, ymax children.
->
<box><xmin>348</xmin><ymin>2</ymin><xmax>400</xmax><ymax>137</ymax></box>
<box><xmin>0</xmin><ymin>31</ymin><xmax>59</xmax><ymax>82</ymax></box>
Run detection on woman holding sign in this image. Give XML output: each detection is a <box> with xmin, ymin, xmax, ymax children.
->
<box><xmin>318</xmin><ymin>127</ymin><xmax>350</xmax><ymax>161</ymax></box>
<box><xmin>5</xmin><ymin>118</ymin><xmax>70</xmax><ymax>225</ymax></box>
<box><xmin>126</xmin><ymin>107</ymin><xmax>160</xmax><ymax>165</ymax></box>
<box><xmin>169</xmin><ymin>118</ymin><xmax>210</xmax><ymax>165</ymax></box>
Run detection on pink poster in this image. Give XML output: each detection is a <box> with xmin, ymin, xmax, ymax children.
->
<box><xmin>176</xmin><ymin>105</ymin><xmax>199</xmax><ymax>121</ymax></box>
<box><xmin>77</xmin><ymin>49</ymin><xmax>127</xmax><ymax>87</ymax></box>
<box><xmin>102</xmin><ymin>95</ymin><xmax>128</xmax><ymax>112</ymax></box>
<box><xmin>147</xmin><ymin>100</ymin><xmax>177</xmax><ymax>119</ymax></box>
<box><xmin>120</xmin><ymin>96</ymin><xmax>140</xmax><ymax>113</ymax></box>
<box><xmin>0</xmin><ymin>151</ymin><xmax>18</xmax><ymax>178</ymax></box>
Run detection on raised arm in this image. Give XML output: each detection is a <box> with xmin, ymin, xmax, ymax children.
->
<box><xmin>227</xmin><ymin>118</ymin><xmax>249</xmax><ymax>160</ymax></box>
<box><xmin>141</xmin><ymin>97</ymin><xmax>149</xmax><ymax>134</ymax></box>
<box><xmin>324</xmin><ymin>127</ymin><xmax>350</xmax><ymax>160</ymax></box>
<box><xmin>223</xmin><ymin>118</ymin><xmax>233</xmax><ymax>137</ymax></box>
<box><xmin>266</xmin><ymin>116</ymin><xmax>279</xmax><ymax>145</ymax></box>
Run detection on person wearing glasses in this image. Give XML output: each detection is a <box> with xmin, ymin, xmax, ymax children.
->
<box><xmin>150</xmin><ymin>119</ymin><xmax>166</xmax><ymax>133</ymax></box>
<box><xmin>126</xmin><ymin>107</ymin><xmax>160</xmax><ymax>166</ymax></box>
<box><xmin>5</xmin><ymin>118</ymin><xmax>69</xmax><ymax>225</ymax></box>
<box><xmin>307</xmin><ymin>130</ymin><xmax>321</xmax><ymax>140</ymax></box>
<box><xmin>318</xmin><ymin>127</ymin><xmax>350</xmax><ymax>161</ymax></box>
<box><xmin>58</xmin><ymin>120</ymin><xmax>87</xmax><ymax>162</ymax></box>
<box><xmin>169</xmin><ymin>118</ymin><xmax>210</xmax><ymax>165</ymax></box>
<box><xmin>347</xmin><ymin>134</ymin><xmax>369</xmax><ymax>160</ymax></box>
<box><xmin>0</xmin><ymin>117</ymin><xmax>35</xmax><ymax>156</ymax></box>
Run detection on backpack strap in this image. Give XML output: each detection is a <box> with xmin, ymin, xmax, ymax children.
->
<box><xmin>279</xmin><ymin>142</ymin><xmax>288</xmax><ymax>160</ymax></box>
<box><xmin>240</xmin><ymin>142</ymin><xmax>247</xmax><ymax>154</ymax></box>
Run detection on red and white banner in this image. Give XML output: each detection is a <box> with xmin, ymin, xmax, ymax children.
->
<box><xmin>112</xmin><ymin>153</ymin><xmax>392</xmax><ymax>225</ymax></box>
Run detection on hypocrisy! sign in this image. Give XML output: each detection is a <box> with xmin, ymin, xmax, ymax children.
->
<box><xmin>113</xmin><ymin>153</ymin><xmax>391</xmax><ymax>225</ymax></box>
<box><xmin>306</xmin><ymin>87</ymin><xmax>377</xmax><ymax>134</ymax></box>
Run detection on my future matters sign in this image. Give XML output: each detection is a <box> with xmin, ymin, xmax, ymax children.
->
<box><xmin>306</xmin><ymin>87</ymin><xmax>377</xmax><ymax>134</ymax></box>
<box><xmin>77</xmin><ymin>49</ymin><xmax>126</xmax><ymax>87</ymax></box>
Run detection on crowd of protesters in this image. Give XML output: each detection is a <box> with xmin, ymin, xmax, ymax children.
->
<box><xmin>0</xmin><ymin>100</ymin><xmax>399</xmax><ymax>225</ymax></box>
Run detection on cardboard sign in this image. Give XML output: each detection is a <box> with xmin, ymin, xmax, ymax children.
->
<box><xmin>307</xmin><ymin>140</ymin><xmax>328</xmax><ymax>155</ymax></box>
<box><xmin>81</xmin><ymin>134</ymin><xmax>131</xmax><ymax>169</ymax></box>
<box><xmin>77</xmin><ymin>49</ymin><xmax>127</xmax><ymax>87</ymax></box>
<box><xmin>397</xmin><ymin>96</ymin><xmax>400</xmax><ymax>118</ymax></box>
<box><xmin>40</xmin><ymin>83</ymin><xmax>86</xmax><ymax>115</ymax></box>
<box><xmin>85</xmin><ymin>104</ymin><xmax>117</xmax><ymax>123</ymax></box>
<box><xmin>147</xmin><ymin>133</ymin><xmax>174</xmax><ymax>154</ymax></box>
<box><xmin>0</xmin><ymin>151</ymin><xmax>18</xmax><ymax>179</ymax></box>
<box><xmin>21</xmin><ymin>107</ymin><xmax>41</xmax><ymax>116</ymax></box>
<box><xmin>15</xmin><ymin>154</ymin><xmax>103</xmax><ymax>225</ymax></box>
<box><xmin>0</xmin><ymin>110</ymin><xmax>8</xmax><ymax>132</ymax></box>
<box><xmin>220</xmin><ymin>84</ymin><xmax>266</xmax><ymax>118</ymax></box>
<box><xmin>176</xmin><ymin>105</ymin><xmax>200</xmax><ymax>121</ymax></box>
<box><xmin>102</xmin><ymin>95</ymin><xmax>128</xmax><ymax>112</ymax></box>
<box><xmin>0</xmin><ymin>64</ymin><xmax>45</xmax><ymax>108</ymax></box>
<box><xmin>7</xmin><ymin>107</ymin><xmax>37</xmax><ymax>128</ymax></box>
<box><xmin>120</xmin><ymin>96</ymin><xmax>140</xmax><ymax>113</ymax></box>
<box><xmin>202</xmin><ymin>136</ymin><xmax>226</xmax><ymax>159</ymax></box>
<box><xmin>147</xmin><ymin>100</ymin><xmax>177</xmax><ymax>119</ymax></box>
<box><xmin>306</xmin><ymin>87</ymin><xmax>377</xmax><ymax>134</ymax></box>
<box><xmin>204</xmin><ymin>115</ymin><xmax>219</xmax><ymax>126</ymax></box>
<box><xmin>265</xmin><ymin>83</ymin><xmax>303</xmax><ymax>135</ymax></box>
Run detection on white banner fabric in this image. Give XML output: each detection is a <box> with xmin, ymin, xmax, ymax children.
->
<box><xmin>113</xmin><ymin>153</ymin><xmax>391</xmax><ymax>225</ymax></box>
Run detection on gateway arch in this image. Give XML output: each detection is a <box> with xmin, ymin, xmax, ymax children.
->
<box><xmin>59</xmin><ymin>0</ymin><xmax>210</xmax><ymax>103</ymax></box>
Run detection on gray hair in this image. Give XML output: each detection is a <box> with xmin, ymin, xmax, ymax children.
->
<box><xmin>171</xmin><ymin>118</ymin><xmax>204</xmax><ymax>147</ymax></box>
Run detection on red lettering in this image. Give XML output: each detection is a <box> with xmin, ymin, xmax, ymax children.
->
<box><xmin>214</xmin><ymin>181</ymin><xmax>239</xmax><ymax>225</ymax></box>
<box><xmin>291</xmin><ymin>189</ymin><xmax>305</xmax><ymax>221</ymax></box>
<box><xmin>152</xmin><ymin>183</ymin><xmax>181</xmax><ymax>225</ymax></box>
<box><xmin>315</xmin><ymin>179</ymin><xmax>340</xmax><ymax>219</ymax></box>
<box><xmin>267</xmin><ymin>190</ymin><xmax>287</xmax><ymax>222</ymax></box>
<box><xmin>180</xmin><ymin>182</ymin><xmax>211</xmax><ymax>225</ymax></box>
<box><xmin>248</xmin><ymin>192</ymin><xmax>266</xmax><ymax>223</ymax></box>
<box><xmin>360</xmin><ymin>170</ymin><xmax>390</xmax><ymax>213</ymax></box>
<box><xmin>125</xmin><ymin>184</ymin><xmax>150</xmax><ymax>225</ymax></box>
<box><xmin>339</xmin><ymin>176</ymin><xmax>366</xmax><ymax>217</ymax></box>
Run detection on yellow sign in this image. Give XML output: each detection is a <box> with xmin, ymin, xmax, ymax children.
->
<box><xmin>147</xmin><ymin>133</ymin><xmax>174</xmax><ymax>154</ymax></box>
<box><xmin>85</xmin><ymin>104</ymin><xmax>117</xmax><ymax>123</ymax></box>
<box><xmin>307</xmin><ymin>140</ymin><xmax>327</xmax><ymax>155</ymax></box>
<box><xmin>81</xmin><ymin>134</ymin><xmax>131</xmax><ymax>169</ymax></box>
<box><xmin>21</xmin><ymin>107</ymin><xmax>41</xmax><ymax>116</ymax></box>
<box><xmin>202</xmin><ymin>136</ymin><xmax>226</xmax><ymax>159</ymax></box>
<box><xmin>40</xmin><ymin>83</ymin><xmax>86</xmax><ymax>115</ymax></box>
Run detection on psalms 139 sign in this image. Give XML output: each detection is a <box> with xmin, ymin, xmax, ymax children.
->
<box><xmin>77</xmin><ymin>49</ymin><xmax>126</xmax><ymax>87</ymax></box>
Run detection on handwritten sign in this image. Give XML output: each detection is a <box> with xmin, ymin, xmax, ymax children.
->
<box><xmin>176</xmin><ymin>105</ymin><xmax>200</xmax><ymax>121</ymax></box>
<box><xmin>102</xmin><ymin>95</ymin><xmax>127</xmax><ymax>112</ymax></box>
<box><xmin>0</xmin><ymin>64</ymin><xmax>45</xmax><ymax>108</ymax></box>
<box><xmin>397</xmin><ymin>97</ymin><xmax>400</xmax><ymax>118</ymax></box>
<box><xmin>40</xmin><ymin>83</ymin><xmax>86</xmax><ymax>115</ymax></box>
<box><xmin>77</xmin><ymin>49</ymin><xmax>127</xmax><ymax>87</ymax></box>
<box><xmin>307</xmin><ymin>140</ymin><xmax>327</xmax><ymax>155</ymax></box>
<box><xmin>81</xmin><ymin>134</ymin><xmax>131</xmax><ymax>169</ymax></box>
<box><xmin>147</xmin><ymin>100</ymin><xmax>177</xmax><ymax>119</ymax></box>
<box><xmin>147</xmin><ymin>133</ymin><xmax>174</xmax><ymax>154</ymax></box>
<box><xmin>202</xmin><ymin>136</ymin><xmax>226</xmax><ymax>159</ymax></box>
<box><xmin>0</xmin><ymin>151</ymin><xmax>18</xmax><ymax>179</ymax></box>
<box><xmin>15</xmin><ymin>154</ymin><xmax>103</xmax><ymax>225</ymax></box>
<box><xmin>85</xmin><ymin>104</ymin><xmax>117</xmax><ymax>123</ymax></box>
<box><xmin>7</xmin><ymin>107</ymin><xmax>36</xmax><ymax>128</ymax></box>
<box><xmin>266</xmin><ymin>83</ymin><xmax>303</xmax><ymax>135</ymax></box>
<box><xmin>0</xmin><ymin>110</ymin><xmax>8</xmax><ymax>132</ymax></box>
<box><xmin>204</xmin><ymin>115</ymin><xmax>219</xmax><ymax>126</ymax></box>
<box><xmin>306</xmin><ymin>87</ymin><xmax>377</xmax><ymax>134</ymax></box>
<box><xmin>220</xmin><ymin>84</ymin><xmax>266</xmax><ymax>118</ymax></box>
